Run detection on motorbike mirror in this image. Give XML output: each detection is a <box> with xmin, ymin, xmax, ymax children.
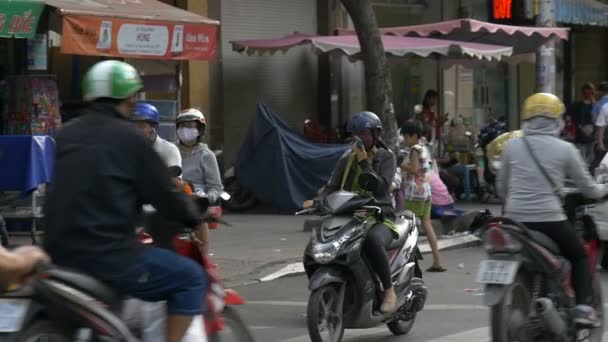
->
<box><xmin>168</xmin><ymin>166</ymin><xmax>182</xmax><ymax>178</ymax></box>
<box><xmin>220</xmin><ymin>192</ymin><xmax>231</xmax><ymax>201</ymax></box>
<box><xmin>358</xmin><ymin>172</ymin><xmax>380</xmax><ymax>192</ymax></box>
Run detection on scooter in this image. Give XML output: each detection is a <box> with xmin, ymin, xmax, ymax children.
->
<box><xmin>0</xmin><ymin>195</ymin><xmax>254</xmax><ymax>341</ymax></box>
<box><xmin>299</xmin><ymin>173</ymin><xmax>427</xmax><ymax>342</ymax></box>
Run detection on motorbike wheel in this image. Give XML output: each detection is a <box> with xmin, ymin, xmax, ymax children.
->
<box><xmin>18</xmin><ymin>320</ymin><xmax>71</xmax><ymax>342</ymax></box>
<box><xmin>307</xmin><ymin>285</ymin><xmax>345</xmax><ymax>342</ymax></box>
<box><xmin>387</xmin><ymin>313</ymin><xmax>416</xmax><ymax>336</ymax></box>
<box><xmin>210</xmin><ymin>307</ymin><xmax>255</xmax><ymax>342</ymax></box>
<box><xmin>222</xmin><ymin>176</ymin><xmax>258</xmax><ymax>213</ymax></box>
<box><xmin>490</xmin><ymin>272</ymin><xmax>532</xmax><ymax>342</ymax></box>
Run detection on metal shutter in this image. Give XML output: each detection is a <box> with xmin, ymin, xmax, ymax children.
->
<box><xmin>220</xmin><ymin>0</ymin><xmax>318</xmax><ymax>164</ymax></box>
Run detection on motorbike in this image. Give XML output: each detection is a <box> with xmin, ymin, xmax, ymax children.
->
<box><xmin>299</xmin><ymin>173</ymin><xmax>427</xmax><ymax>342</ymax></box>
<box><xmin>476</xmin><ymin>188</ymin><xmax>606</xmax><ymax>342</ymax></box>
<box><xmin>474</xmin><ymin>118</ymin><xmax>507</xmax><ymax>202</ymax></box>
<box><xmin>0</xmin><ymin>194</ymin><xmax>254</xmax><ymax>342</ymax></box>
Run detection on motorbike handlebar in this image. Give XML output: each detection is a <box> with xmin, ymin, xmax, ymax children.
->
<box><xmin>295</xmin><ymin>208</ymin><xmax>316</xmax><ymax>216</ymax></box>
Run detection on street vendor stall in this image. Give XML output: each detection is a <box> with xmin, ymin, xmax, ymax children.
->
<box><xmin>0</xmin><ymin>0</ymin><xmax>220</xmax><ymax>242</ymax></box>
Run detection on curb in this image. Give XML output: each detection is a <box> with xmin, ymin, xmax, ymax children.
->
<box><xmin>255</xmin><ymin>233</ymin><xmax>481</xmax><ymax>283</ymax></box>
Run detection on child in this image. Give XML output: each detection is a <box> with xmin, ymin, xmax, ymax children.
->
<box><xmin>400</xmin><ymin>121</ymin><xmax>446</xmax><ymax>272</ymax></box>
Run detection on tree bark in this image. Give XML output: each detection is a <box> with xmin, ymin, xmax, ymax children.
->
<box><xmin>339</xmin><ymin>0</ymin><xmax>399</xmax><ymax>152</ymax></box>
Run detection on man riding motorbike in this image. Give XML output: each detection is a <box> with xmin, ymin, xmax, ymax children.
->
<box><xmin>303</xmin><ymin>111</ymin><xmax>398</xmax><ymax>313</ymax></box>
<box><xmin>132</xmin><ymin>102</ymin><xmax>182</xmax><ymax>172</ymax></box>
<box><xmin>43</xmin><ymin>60</ymin><xmax>208</xmax><ymax>342</ymax></box>
<box><xmin>496</xmin><ymin>92</ymin><xmax>608</xmax><ymax>327</ymax></box>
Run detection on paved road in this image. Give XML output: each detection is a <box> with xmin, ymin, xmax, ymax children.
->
<box><xmin>228</xmin><ymin>247</ymin><xmax>608</xmax><ymax>342</ymax></box>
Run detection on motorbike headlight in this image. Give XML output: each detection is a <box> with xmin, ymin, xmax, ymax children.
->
<box><xmin>312</xmin><ymin>242</ymin><xmax>340</xmax><ymax>264</ymax></box>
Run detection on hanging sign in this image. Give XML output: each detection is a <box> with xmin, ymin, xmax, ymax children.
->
<box><xmin>0</xmin><ymin>0</ymin><xmax>45</xmax><ymax>39</ymax></box>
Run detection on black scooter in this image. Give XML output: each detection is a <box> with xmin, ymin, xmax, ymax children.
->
<box><xmin>298</xmin><ymin>173</ymin><xmax>428</xmax><ymax>342</ymax></box>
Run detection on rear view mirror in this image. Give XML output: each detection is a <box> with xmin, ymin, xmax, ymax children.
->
<box><xmin>220</xmin><ymin>192</ymin><xmax>231</xmax><ymax>201</ymax></box>
<box><xmin>358</xmin><ymin>172</ymin><xmax>380</xmax><ymax>193</ymax></box>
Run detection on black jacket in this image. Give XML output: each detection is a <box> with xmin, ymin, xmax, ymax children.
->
<box><xmin>44</xmin><ymin>103</ymin><xmax>200</xmax><ymax>276</ymax></box>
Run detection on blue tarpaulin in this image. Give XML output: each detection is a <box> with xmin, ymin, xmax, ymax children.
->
<box><xmin>0</xmin><ymin>136</ymin><xmax>55</xmax><ymax>193</ymax></box>
<box><xmin>235</xmin><ymin>103</ymin><xmax>350</xmax><ymax>211</ymax></box>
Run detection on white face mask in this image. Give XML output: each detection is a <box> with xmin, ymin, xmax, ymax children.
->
<box><xmin>177</xmin><ymin>127</ymin><xmax>199</xmax><ymax>144</ymax></box>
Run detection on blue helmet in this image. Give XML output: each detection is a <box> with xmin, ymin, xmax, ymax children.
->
<box><xmin>133</xmin><ymin>102</ymin><xmax>159</xmax><ymax>124</ymax></box>
<box><xmin>348</xmin><ymin>111</ymin><xmax>382</xmax><ymax>132</ymax></box>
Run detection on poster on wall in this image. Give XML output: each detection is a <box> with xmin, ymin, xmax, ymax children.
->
<box><xmin>60</xmin><ymin>15</ymin><xmax>217</xmax><ymax>60</ymax></box>
<box><xmin>27</xmin><ymin>34</ymin><xmax>47</xmax><ymax>71</ymax></box>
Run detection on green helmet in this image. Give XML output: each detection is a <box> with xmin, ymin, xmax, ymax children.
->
<box><xmin>81</xmin><ymin>60</ymin><xmax>143</xmax><ymax>102</ymax></box>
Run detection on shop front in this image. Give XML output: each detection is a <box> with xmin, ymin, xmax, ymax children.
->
<box><xmin>0</xmin><ymin>0</ymin><xmax>219</xmax><ymax>243</ymax></box>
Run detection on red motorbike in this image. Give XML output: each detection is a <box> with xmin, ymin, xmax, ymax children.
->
<box><xmin>137</xmin><ymin>193</ymin><xmax>254</xmax><ymax>342</ymax></box>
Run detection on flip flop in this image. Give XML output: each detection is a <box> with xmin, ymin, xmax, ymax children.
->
<box><xmin>426</xmin><ymin>265</ymin><xmax>447</xmax><ymax>272</ymax></box>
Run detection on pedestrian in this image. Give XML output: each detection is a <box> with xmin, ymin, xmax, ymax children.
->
<box><xmin>419</xmin><ymin>90</ymin><xmax>448</xmax><ymax>156</ymax></box>
<box><xmin>568</xmin><ymin>83</ymin><xmax>596</xmax><ymax>165</ymax></box>
<box><xmin>592</xmin><ymin>82</ymin><xmax>608</xmax><ymax>170</ymax></box>
<box><xmin>400</xmin><ymin>121</ymin><xmax>446</xmax><ymax>272</ymax></box>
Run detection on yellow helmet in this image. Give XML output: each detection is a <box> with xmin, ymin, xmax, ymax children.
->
<box><xmin>521</xmin><ymin>93</ymin><xmax>566</xmax><ymax>121</ymax></box>
<box><xmin>486</xmin><ymin>130</ymin><xmax>524</xmax><ymax>162</ymax></box>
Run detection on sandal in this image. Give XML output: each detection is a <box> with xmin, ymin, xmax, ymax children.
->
<box><xmin>426</xmin><ymin>265</ymin><xmax>447</xmax><ymax>272</ymax></box>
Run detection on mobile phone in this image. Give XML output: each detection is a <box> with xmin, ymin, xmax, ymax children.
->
<box><xmin>354</xmin><ymin>136</ymin><xmax>365</xmax><ymax>149</ymax></box>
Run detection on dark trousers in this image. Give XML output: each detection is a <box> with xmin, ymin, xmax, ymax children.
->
<box><xmin>363</xmin><ymin>223</ymin><xmax>394</xmax><ymax>290</ymax></box>
<box><xmin>523</xmin><ymin>221</ymin><xmax>592</xmax><ymax>305</ymax></box>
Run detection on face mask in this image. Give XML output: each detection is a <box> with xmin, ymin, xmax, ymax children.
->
<box><xmin>177</xmin><ymin>127</ymin><xmax>199</xmax><ymax>144</ymax></box>
<box><xmin>354</xmin><ymin>132</ymin><xmax>374</xmax><ymax>150</ymax></box>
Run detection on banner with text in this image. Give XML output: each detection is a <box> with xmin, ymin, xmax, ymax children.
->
<box><xmin>61</xmin><ymin>15</ymin><xmax>217</xmax><ymax>60</ymax></box>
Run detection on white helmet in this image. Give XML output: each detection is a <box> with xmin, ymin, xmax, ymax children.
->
<box><xmin>176</xmin><ymin>108</ymin><xmax>206</xmax><ymax>126</ymax></box>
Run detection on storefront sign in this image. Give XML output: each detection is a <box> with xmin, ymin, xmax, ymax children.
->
<box><xmin>0</xmin><ymin>0</ymin><xmax>45</xmax><ymax>39</ymax></box>
<box><xmin>493</xmin><ymin>0</ymin><xmax>513</xmax><ymax>19</ymax></box>
<box><xmin>60</xmin><ymin>15</ymin><xmax>217</xmax><ymax>60</ymax></box>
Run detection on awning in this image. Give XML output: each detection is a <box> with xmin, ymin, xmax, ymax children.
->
<box><xmin>0</xmin><ymin>0</ymin><xmax>45</xmax><ymax>39</ymax></box>
<box><xmin>555</xmin><ymin>0</ymin><xmax>608</xmax><ymax>26</ymax></box>
<box><xmin>45</xmin><ymin>0</ymin><xmax>219</xmax><ymax>60</ymax></box>
<box><xmin>231</xmin><ymin>33</ymin><xmax>513</xmax><ymax>61</ymax></box>
<box><xmin>339</xmin><ymin>19</ymin><xmax>569</xmax><ymax>54</ymax></box>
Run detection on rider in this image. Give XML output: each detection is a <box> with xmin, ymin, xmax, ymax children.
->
<box><xmin>303</xmin><ymin>111</ymin><xmax>398</xmax><ymax>313</ymax></box>
<box><xmin>0</xmin><ymin>245</ymin><xmax>49</xmax><ymax>290</ymax></box>
<box><xmin>175</xmin><ymin>108</ymin><xmax>223</xmax><ymax>204</ymax></box>
<box><xmin>132</xmin><ymin>102</ymin><xmax>182</xmax><ymax>172</ymax></box>
<box><xmin>497</xmin><ymin>92</ymin><xmax>608</xmax><ymax>327</ymax></box>
<box><xmin>44</xmin><ymin>60</ymin><xmax>207</xmax><ymax>342</ymax></box>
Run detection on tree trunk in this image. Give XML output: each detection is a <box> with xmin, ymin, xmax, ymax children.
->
<box><xmin>339</xmin><ymin>0</ymin><xmax>399</xmax><ymax>152</ymax></box>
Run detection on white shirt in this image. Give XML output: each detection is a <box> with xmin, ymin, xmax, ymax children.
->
<box><xmin>153</xmin><ymin>136</ymin><xmax>182</xmax><ymax>169</ymax></box>
<box><xmin>595</xmin><ymin>98</ymin><xmax>608</xmax><ymax>127</ymax></box>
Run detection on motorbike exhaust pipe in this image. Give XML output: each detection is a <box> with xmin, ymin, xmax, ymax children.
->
<box><xmin>410</xmin><ymin>278</ymin><xmax>427</xmax><ymax>312</ymax></box>
<box><xmin>535</xmin><ymin>298</ymin><xmax>566</xmax><ymax>336</ymax></box>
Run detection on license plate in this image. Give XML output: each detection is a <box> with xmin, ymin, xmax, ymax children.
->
<box><xmin>0</xmin><ymin>299</ymin><xmax>30</xmax><ymax>332</ymax></box>
<box><xmin>476</xmin><ymin>260</ymin><xmax>520</xmax><ymax>285</ymax></box>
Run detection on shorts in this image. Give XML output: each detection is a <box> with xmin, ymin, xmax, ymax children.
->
<box><xmin>101</xmin><ymin>247</ymin><xmax>207</xmax><ymax>315</ymax></box>
<box><xmin>405</xmin><ymin>199</ymin><xmax>432</xmax><ymax>218</ymax></box>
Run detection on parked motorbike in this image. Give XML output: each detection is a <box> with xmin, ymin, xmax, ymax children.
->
<box><xmin>299</xmin><ymin>173</ymin><xmax>427</xmax><ymax>342</ymax></box>
<box><xmin>0</xmin><ymin>195</ymin><xmax>254</xmax><ymax>342</ymax></box>
<box><xmin>477</xmin><ymin>189</ymin><xmax>606</xmax><ymax>342</ymax></box>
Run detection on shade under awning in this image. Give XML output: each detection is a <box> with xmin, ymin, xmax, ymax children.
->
<box><xmin>231</xmin><ymin>33</ymin><xmax>513</xmax><ymax>61</ymax></box>
<box><xmin>46</xmin><ymin>0</ymin><xmax>219</xmax><ymax>60</ymax></box>
<box><xmin>339</xmin><ymin>19</ymin><xmax>569</xmax><ymax>54</ymax></box>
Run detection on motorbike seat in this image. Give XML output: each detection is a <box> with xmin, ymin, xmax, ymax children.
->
<box><xmin>46</xmin><ymin>268</ymin><xmax>122</xmax><ymax>306</ymax></box>
<box><xmin>527</xmin><ymin>230</ymin><xmax>560</xmax><ymax>254</ymax></box>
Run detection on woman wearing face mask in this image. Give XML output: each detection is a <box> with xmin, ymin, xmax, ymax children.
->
<box><xmin>175</xmin><ymin>108</ymin><xmax>223</xmax><ymax>204</ymax></box>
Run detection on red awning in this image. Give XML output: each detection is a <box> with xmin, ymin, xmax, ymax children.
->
<box><xmin>231</xmin><ymin>33</ymin><xmax>513</xmax><ymax>61</ymax></box>
<box><xmin>45</xmin><ymin>0</ymin><xmax>219</xmax><ymax>60</ymax></box>
<box><xmin>339</xmin><ymin>19</ymin><xmax>569</xmax><ymax>54</ymax></box>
